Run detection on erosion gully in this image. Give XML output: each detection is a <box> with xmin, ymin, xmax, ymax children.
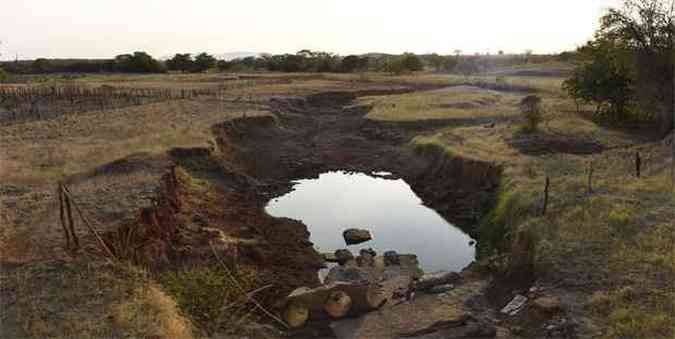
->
<box><xmin>118</xmin><ymin>85</ymin><xmax>503</xmax><ymax>336</ymax></box>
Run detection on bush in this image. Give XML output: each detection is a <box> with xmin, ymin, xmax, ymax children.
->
<box><xmin>384</xmin><ymin>53</ymin><xmax>424</xmax><ymax>75</ymax></box>
<box><xmin>160</xmin><ymin>265</ymin><xmax>256</xmax><ymax>334</ymax></box>
<box><xmin>0</xmin><ymin>68</ymin><xmax>8</xmax><ymax>82</ymax></box>
<box><xmin>519</xmin><ymin>95</ymin><xmax>544</xmax><ymax>132</ymax></box>
<box><xmin>477</xmin><ymin>184</ymin><xmax>530</xmax><ymax>258</ymax></box>
<box><xmin>112</xmin><ymin>283</ymin><xmax>193</xmax><ymax>339</ymax></box>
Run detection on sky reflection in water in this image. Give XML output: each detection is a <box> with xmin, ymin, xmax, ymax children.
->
<box><xmin>266</xmin><ymin>171</ymin><xmax>475</xmax><ymax>273</ymax></box>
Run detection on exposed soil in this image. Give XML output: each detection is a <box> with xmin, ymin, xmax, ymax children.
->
<box><xmin>89</xmin><ymin>85</ymin><xmax>506</xmax><ymax>336</ymax></box>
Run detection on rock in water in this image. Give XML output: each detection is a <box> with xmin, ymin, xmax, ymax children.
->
<box><xmin>343</xmin><ymin>228</ymin><xmax>372</xmax><ymax>245</ymax></box>
<box><xmin>334</xmin><ymin>249</ymin><xmax>354</xmax><ymax>265</ymax></box>
<box><xmin>384</xmin><ymin>250</ymin><xmax>400</xmax><ymax>266</ymax></box>
<box><xmin>324</xmin><ymin>265</ymin><xmax>370</xmax><ymax>284</ymax></box>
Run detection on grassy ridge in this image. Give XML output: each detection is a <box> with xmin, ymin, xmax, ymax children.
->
<box><xmin>363</xmin><ymin>76</ymin><xmax>674</xmax><ymax>337</ymax></box>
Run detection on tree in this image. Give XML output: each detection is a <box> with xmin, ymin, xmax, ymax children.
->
<box><xmin>115</xmin><ymin>52</ymin><xmax>164</xmax><ymax>73</ymax></box>
<box><xmin>519</xmin><ymin>95</ymin><xmax>544</xmax><ymax>132</ymax></box>
<box><xmin>600</xmin><ymin>0</ymin><xmax>674</xmax><ymax>135</ymax></box>
<box><xmin>427</xmin><ymin>53</ymin><xmax>446</xmax><ymax>73</ymax></box>
<box><xmin>31</xmin><ymin>58</ymin><xmax>52</xmax><ymax>73</ymax></box>
<box><xmin>193</xmin><ymin>52</ymin><xmax>216</xmax><ymax>72</ymax></box>
<box><xmin>166</xmin><ymin>53</ymin><xmax>194</xmax><ymax>72</ymax></box>
<box><xmin>340</xmin><ymin>55</ymin><xmax>368</xmax><ymax>73</ymax></box>
<box><xmin>400</xmin><ymin>53</ymin><xmax>424</xmax><ymax>72</ymax></box>
<box><xmin>563</xmin><ymin>38</ymin><xmax>634</xmax><ymax>120</ymax></box>
<box><xmin>216</xmin><ymin>59</ymin><xmax>232</xmax><ymax>71</ymax></box>
<box><xmin>456</xmin><ymin>57</ymin><xmax>480</xmax><ymax>77</ymax></box>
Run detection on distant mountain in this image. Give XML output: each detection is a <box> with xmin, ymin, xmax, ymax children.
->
<box><xmin>159</xmin><ymin>52</ymin><xmax>263</xmax><ymax>61</ymax></box>
<box><xmin>215</xmin><ymin>52</ymin><xmax>262</xmax><ymax>61</ymax></box>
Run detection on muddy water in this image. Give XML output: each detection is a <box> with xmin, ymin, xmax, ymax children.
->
<box><xmin>265</xmin><ymin>171</ymin><xmax>475</xmax><ymax>273</ymax></box>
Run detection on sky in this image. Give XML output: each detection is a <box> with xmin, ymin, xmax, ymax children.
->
<box><xmin>0</xmin><ymin>0</ymin><xmax>622</xmax><ymax>60</ymax></box>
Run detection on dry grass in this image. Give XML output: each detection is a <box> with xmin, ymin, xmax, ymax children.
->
<box><xmin>2</xmin><ymin>260</ymin><xmax>194</xmax><ymax>339</ymax></box>
<box><xmin>362</xmin><ymin>86</ymin><xmax>518</xmax><ymax>122</ymax></box>
<box><xmin>1</xmin><ymin>71</ymin><xmax>671</xmax><ymax>337</ymax></box>
<box><xmin>363</xmin><ymin>75</ymin><xmax>675</xmax><ymax>337</ymax></box>
<box><xmin>112</xmin><ymin>283</ymin><xmax>193</xmax><ymax>339</ymax></box>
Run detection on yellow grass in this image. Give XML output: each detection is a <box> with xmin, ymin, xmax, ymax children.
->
<box><xmin>363</xmin><ymin>76</ymin><xmax>674</xmax><ymax>337</ymax></box>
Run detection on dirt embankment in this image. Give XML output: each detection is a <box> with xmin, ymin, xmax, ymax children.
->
<box><xmin>211</xmin><ymin>89</ymin><xmax>501</xmax><ymax>234</ymax></box>
<box><xmin>105</xmin><ymin>86</ymin><xmax>504</xmax><ymax>330</ymax></box>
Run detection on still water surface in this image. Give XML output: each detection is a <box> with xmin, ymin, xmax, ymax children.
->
<box><xmin>266</xmin><ymin>171</ymin><xmax>475</xmax><ymax>273</ymax></box>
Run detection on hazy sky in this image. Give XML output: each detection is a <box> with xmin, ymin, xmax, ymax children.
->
<box><xmin>1</xmin><ymin>0</ymin><xmax>622</xmax><ymax>60</ymax></box>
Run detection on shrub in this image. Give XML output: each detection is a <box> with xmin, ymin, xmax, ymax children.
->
<box><xmin>112</xmin><ymin>283</ymin><xmax>193</xmax><ymax>339</ymax></box>
<box><xmin>477</xmin><ymin>184</ymin><xmax>530</xmax><ymax>258</ymax></box>
<box><xmin>0</xmin><ymin>68</ymin><xmax>8</xmax><ymax>82</ymax></box>
<box><xmin>160</xmin><ymin>265</ymin><xmax>256</xmax><ymax>334</ymax></box>
<box><xmin>519</xmin><ymin>95</ymin><xmax>544</xmax><ymax>132</ymax></box>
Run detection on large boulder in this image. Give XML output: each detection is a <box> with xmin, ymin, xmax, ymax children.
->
<box><xmin>343</xmin><ymin>228</ymin><xmax>372</xmax><ymax>245</ymax></box>
<box><xmin>334</xmin><ymin>249</ymin><xmax>354</xmax><ymax>265</ymax></box>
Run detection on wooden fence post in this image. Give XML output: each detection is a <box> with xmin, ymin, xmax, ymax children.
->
<box><xmin>635</xmin><ymin>151</ymin><xmax>641</xmax><ymax>178</ymax></box>
<box><xmin>63</xmin><ymin>183</ymin><xmax>79</xmax><ymax>249</ymax></box>
<box><xmin>542</xmin><ymin>176</ymin><xmax>550</xmax><ymax>216</ymax></box>
<box><xmin>57</xmin><ymin>182</ymin><xmax>71</xmax><ymax>249</ymax></box>
<box><xmin>587</xmin><ymin>161</ymin><xmax>594</xmax><ymax>194</ymax></box>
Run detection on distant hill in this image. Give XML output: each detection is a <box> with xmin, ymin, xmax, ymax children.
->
<box><xmin>215</xmin><ymin>52</ymin><xmax>261</xmax><ymax>61</ymax></box>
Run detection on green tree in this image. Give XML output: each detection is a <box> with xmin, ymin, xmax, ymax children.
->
<box><xmin>600</xmin><ymin>0</ymin><xmax>674</xmax><ymax>135</ymax></box>
<box><xmin>427</xmin><ymin>53</ymin><xmax>446</xmax><ymax>72</ymax></box>
<box><xmin>519</xmin><ymin>95</ymin><xmax>544</xmax><ymax>132</ymax></box>
<box><xmin>400</xmin><ymin>53</ymin><xmax>424</xmax><ymax>72</ymax></box>
<box><xmin>385</xmin><ymin>53</ymin><xmax>423</xmax><ymax>75</ymax></box>
<box><xmin>340</xmin><ymin>55</ymin><xmax>368</xmax><ymax>73</ymax></box>
<box><xmin>216</xmin><ymin>59</ymin><xmax>232</xmax><ymax>71</ymax></box>
<box><xmin>166</xmin><ymin>53</ymin><xmax>194</xmax><ymax>72</ymax></box>
<box><xmin>563</xmin><ymin>39</ymin><xmax>634</xmax><ymax>120</ymax></box>
<box><xmin>193</xmin><ymin>52</ymin><xmax>216</xmax><ymax>72</ymax></box>
<box><xmin>115</xmin><ymin>52</ymin><xmax>164</xmax><ymax>73</ymax></box>
<box><xmin>31</xmin><ymin>58</ymin><xmax>52</xmax><ymax>73</ymax></box>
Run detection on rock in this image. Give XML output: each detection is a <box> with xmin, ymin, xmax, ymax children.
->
<box><xmin>384</xmin><ymin>251</ymin><xmax>400</xmax><ymax>266</ymax></box>
<box><xmin>343</xmin><ymin>228</ymin><xmax>372</xmax><ymax>245</ymax></box>
<box><xmin>531</xmin><ymin>296</ymin><xmax>562</xmax><ymax>314</ymax></box>
<box><xmin>357</xmin><ymin>249</ymin><xmax>376</xmax><ymax>267</ymax></box>
<box><xmin>463</xmin><ymin>321</ymin><xmax>497</xmax><ymax>338</ymax></box>
<box><xmin>334</xmin><ymin>249</ymin><xmax>354</xmax><ymax>265</ymax></box>
<box><xmin>416</xmin><ymin>271</ymin><xmax>461</xmax><ymax>292</ymax></box>
<box><xmin>360</xmin><ymin>248</ymin><xmax>377</xmax><ymax>257</ymax></box>
<box><xmin>324</xmin><ymin>266</ymin><xmax>370</xmax><ymax>284</ymax></box>
<box><xmin>426</xmin><ymin>284</ymin><xmax>454</xmax><ymax>295</ymax></box>
<box><xmin>397</xmin><ymin>315</ymin><xmax>497</xmax><ymax>338</ymax></box>
<box><xmin>500</xmin><ymin>294</ymin><xmax>528</xmax><ymax>316</ymax></box>
<box><xmin>322</xmin><ymin>252</ymin><xmax>338</xmax><ymax>263</ymax></box>
<box><xmin>509</xmin><ymin>326</ymin><xmax>524</xmax><ymax>335</ymax></box>
<box><xmin>192</xmin><ymin>214</ymin><xmax>208</xmax><ymax>226</ymax></box>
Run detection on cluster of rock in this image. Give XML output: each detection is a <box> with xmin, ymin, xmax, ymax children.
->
<box><xmin>282</xmin><ymin>227</ymin><xmax>467</xmax><ymax>332</ymax></box>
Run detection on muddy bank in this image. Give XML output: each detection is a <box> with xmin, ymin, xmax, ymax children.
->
<box><xmin>100</xmin><ymin>87</ymin><xmax>502</xmax><ymax>322</ymax></box>
<box><xmin>212</xmin><ymin>90</ymin><xmax>501</xmax><ymax>234</ymax></box>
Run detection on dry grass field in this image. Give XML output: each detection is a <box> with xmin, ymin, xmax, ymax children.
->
<box><xmin>0</xmin><ymin>70</ymin><xmax>672</xmax><ymax>338</ymax></box>
<box><xmin>360</xmin><ymin>76</ymin><xmax>674</xmax><ymax>338</ymax></box>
